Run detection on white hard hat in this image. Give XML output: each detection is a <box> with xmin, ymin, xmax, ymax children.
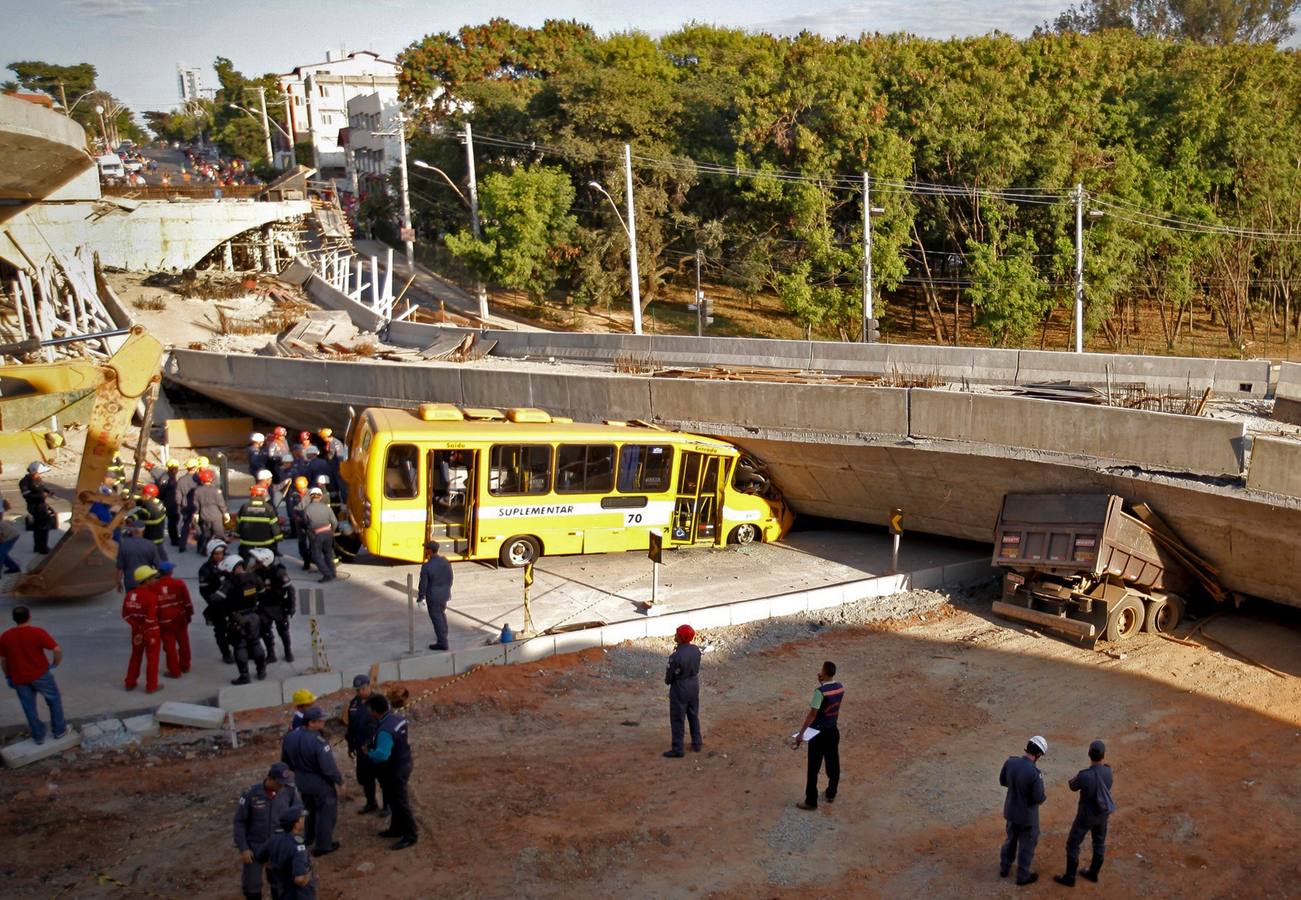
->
<box><xmin>27</xmin><ymin>461</ymin><xmax>51</xmax><ymax>474</ymax></box>
<box><xmin>256</xmin><ymin>469</ymin><xmax>273</xmax><ymax>481</ymax></box>
<box><xmin>304</xmin><ymin>445</ymin><xmax>320</xmax><ymax>458</ymax></box>
<box><xmin>315</xmin><ymin>475</ymin><xmax>330</xmax><ymax>486</ymax></box>
<box><xmin>250</xmin><ymin>547</ymin><xmax>274</xmax><ymax>567</ymax></box>
<box><xmin>1028</xmin><ymin>735</ymin><xmax>1048</xmax><ymax>755</ymax></box>
<box><xmin>308</xmin><ymin>486</ymin><xmax>323</xmax><ymax>496</ymax></box>
<box><xmin>206</xmin><ymin>539</ymin><xmax>228</xmax><ymax>556</ymax></box>
<box><xmin>251</xmin><ymin>432</ymin><xmax>265</xmax><ymax>442</ymax></box>
<box><xmin>218</xmin><ymin>555</ymin><xmax>241</xmax><ymax>573</ymax></box>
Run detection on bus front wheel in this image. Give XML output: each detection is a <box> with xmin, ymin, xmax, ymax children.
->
<box><xmin>500</xmin><ymin>535</ymin><xmax>541</xmax><ymax>568</ymax></box>
<box><xmin>729</xmin><ymin>524</ymin><xmax>761</xmax><ymax>546</ymax></box>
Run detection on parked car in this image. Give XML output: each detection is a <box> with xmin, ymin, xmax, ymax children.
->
<box><xmin>97</xmin><ymin>153</ymin><xmax>125</xmax><ymax>179</ymax></box>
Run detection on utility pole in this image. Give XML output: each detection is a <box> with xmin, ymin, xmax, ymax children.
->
<box><xmin>303</xmin><ymin>74</ymin><xmax>319</xmax><ymax>172</ymax></box>
<box><xmin>255</xmin><ymin>87</ymin><xmax>274</xmax><ymax>166</ymax></box>
<box><xmin>862</xmin><ymin>171</ymin><xmax>876</xmax><ymax>342</ymax></box>
<box><xmin>463</xmin><ymin>122</ymin><xmax>489</xmax><ymax>320</ymax></box>
<box><xmin>57</xmin><ymin>81</ymin><xmax>68</xmax><ymax>115</ymax></box>
<box><xmin>624</xmin><ymin>143</ymin><xmax>643</xmax><ymax>336</ymax></box>
<box><xmin>396</xmin><ymin>113</ymin><xmax>414</xmax><ymax>270</ymax></box>
<box><xmin>695</xmin><ymin>249</ymin><xmax>703</xmax><ymax>337</ymax></box>
<box><xmin>1074</xmin><ymin>182</ymin><xmax>1085</xmax><ymax>354</ymax></box>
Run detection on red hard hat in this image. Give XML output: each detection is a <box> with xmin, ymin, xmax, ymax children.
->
<box><xmin>273</xmin><ymin>426</ymin><xmax>287</xmax><ymax>437</ymax></box>
<box><xmin>675</xmin><ymin>624</ymin><xmax>695</xmax><ymax>643</ymax></box>
<box><xmin>198</xmin><ymin>468</ymin><xmax>215</xmax><ymax>484</ymax></box>
<box><xmin>250</xmin><ymin>484</ymin><xmax>267</xmax><ymax>497</ymax></box>
<box><xmin>141</xmin><ymin>483</ymin><xmax>159</xmax><ymax>499</ymax></box>
<box><xmin>299</xmin><ymin>430</ymin><xmax>312</xmax><ymax>443</ymax></box>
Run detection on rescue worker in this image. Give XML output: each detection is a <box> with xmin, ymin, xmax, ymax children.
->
<box><xmin>302</xmin><ymin>488</ymin><xmax>337</xmax><ymax>582</ymax></box>
<box><xmin>215</xmin><ymin>555</ymin><xmax>267</xmax><ymax>684</ymax></box>
<box><xmin>280</xmin><ymin>706</ymin><xmax>343</xmax><ymax>856</ymax></box>
<box><xmin>368</xmin><ymin>693</ymin><xmax>416</xmax><ymax>849</ymax></box>
<box><xmin>256</xmin><ymin>807</ymin><xmax>315</xmax><ymax>899</ymax></box>
<box><xmin>19</xmin><ymin>462</ymin><xmax>57</xmax><ymax>554</ymax></box>
<box><xmin>304</xmin><ymin>448</ymin><xmax>335</xmax><ymax>504</ymax></box>
<box><xmin>295</xmin><ymin>430</ymin><xmax>315</xmax><ymax>459</ymax></box>
<box><xmin>318</xmin><ymin>427</ymin><xmax>347</xmax><ymax>464</ymax></box>
<box><xmin>154</xmin><ymin>561</ymin><xmax>194</xmax><ymax>678</ymax></box>
<box><xmin>346</xmin><ymin>675</ymin><xmax>382</xmax><ymax>814</ymax></box>
<box><xmin>249</xmin><ymin>546</ymin><xmax>295</xmax><ymax>663</ymax></box>
<box><xmin>289</xmin><ymin>688</ymin><xmax>316</xmax><ymax>731</ymax></box>
<box><xmin>1055</xmin><ymin>740</ymin><xmax>1115</xmax><ymax>887</ymax></box>
<box><xmin>793</xmin><ymin>660</ymin><xmax>844</xmax><ymax>810</ymax></box>
<box><xmin>266</xmin><ymin>426</ymin><xmax>291</xmax><ymax>471</ymax></box>
<box><xmin>235</xmin><ymin>484</ymin><xmax>281</xmax><ymax>562</ymax></box>
<box><xmin>416</xmin><ymin>540</ymin><xmax>453</xmax><ymax>650</ymax></box>
<box><xmin>248</xmin><ymin>432</ymin><xmax>269</xmax><ymax>478</ymax></box>
<box><xmin>156</xmin><ymin>459</ymin><xmax>182</xmax><ymax>548</ymax></box>
<box><xmin>122</xmin><ymin>565</ymin><xmax>163</xmax><ymax>693</ymax></box>
<box><xmin>663</xmin><ymin>624</ymin><xmax>702</xmax><ymax>758</ymax></box>
<box><xmin>1000</xmin><ymin>735</ymin><xmax>1049</xmax><ymax>886</ymax></box>
<box><xmin>135</xmin><ymin>482</ymin><xmax>169</xmax><ymax>561</ymax></box>
<box><xmin>193</xmin><ymin>466</ymin><xmax>230</xmax><ymax>550</ymax></box>
<box><xmin>116</xmin><ymin>517</ymin><xmax>162</xmax><ymax>591</ymax></box>
<box><xmin>199</xmin><ymin>540</ymin><xmax>234</xmax><ymax>663</ymax></box>
<box><xmin>107</xmin><ymin>455</ymin><xmax>128</xmax><ymax>497</ymax></box>
<box><xmin>233</xmin><ymin>762</ymin><xmax>301</xmax><ymax>900</ymax></box>
<box><xmin>176</xmin><ymin>458</ymin><xmax>201</xmax><ymax>552</ymax></box>
<box><xmin>288</xmin><ymin>476</ymin><xmax>312</xmax><ymax>568</ymax></box>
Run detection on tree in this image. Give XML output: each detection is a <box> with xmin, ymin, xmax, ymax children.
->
<box><xmin>1046</xmin><ymin>0</ymin><xmax>1299</xmax><ymax>44</ymax></box>
<box><xmin>445</xmin><ymin>165</ymin><xmax>578</xmax><ymax>301</ymax></box>
<box><xmin>5</xmin><ymin>60</ymin><xmax>96</xmax><ymax>106</ymax></box>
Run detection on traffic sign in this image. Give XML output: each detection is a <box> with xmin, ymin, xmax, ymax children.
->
<box><xmin>648</xmin><ymin>529</ymin><xmax>663</xmax><ymax>564</ymax></box>
<box><xmin>889</xmin><ymin>507</ymin><xmax>904</xmax><ymax>535</ymax></box>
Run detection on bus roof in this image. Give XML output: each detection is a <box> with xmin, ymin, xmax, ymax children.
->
<box><xmin>363</xmin><ymin>406</ymin><xmax>737</xmax><ymax>452</ymax></box>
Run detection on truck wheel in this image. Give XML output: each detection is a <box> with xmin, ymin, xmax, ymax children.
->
<box><xmin>1144</xmin><ymin>594</ymin><xmax>1185</xmax><ymax>634</ymax></box>
<box><xmin>1105</xmin><ymin>595</ymin><xmax>1144</xmax><ymax>642</ymax></box>
<box><xmin>499</xmin><ymin>535</ymin><xmax>540</xmax><ymax>568</ymax></box>
<box><xmin>729</xmin><ymin>524</ymin><xmax>761</xmax><ymax>545</ymax></box>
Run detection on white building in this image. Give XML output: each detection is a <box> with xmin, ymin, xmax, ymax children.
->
<box><xmin>177</xmin><ymin>66</ymin><xmax>204</xmax><ymax>103</ymax></box>
<box><xmin>344</xmin><ymin>91</ymin><xmax>403</xmax><ymax>199</ymax></box>
<box><xmin>279</xmin><ymin>50</ymin><xmax>400</xmax><ymax>178</ymax></box>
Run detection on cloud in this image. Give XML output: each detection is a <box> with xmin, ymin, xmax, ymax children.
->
<box><xmin>746</xmin><ymin>1</ymin><xmax>1069</xmax><ymax>40</ymax></box>
<box><xmin>63</xmin><ymin>0</ymin><xmax>190</xmax><ymax>18</ymax></box>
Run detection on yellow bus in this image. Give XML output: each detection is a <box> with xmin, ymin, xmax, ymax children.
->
<box><xmin>341</xmin><ymin>403</ymin><xmax>792</xmax><ymax>566</ymax></box>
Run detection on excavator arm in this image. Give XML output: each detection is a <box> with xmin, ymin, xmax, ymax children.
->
<box><xmin>5</xmin><ymin>326</ymin><xmax>164</xmax><ymax>598</ymax></box>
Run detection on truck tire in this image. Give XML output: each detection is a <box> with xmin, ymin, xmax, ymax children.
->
<box><xmin>1105</xmin><ymin>595</ymin><xmax>1144</xmax><ymax>642</ymax></box>
<box><xmin>499</xmin><ymin>535</ymin><xmax>541</xmax><ymax>568</ymax></box>
<box><xmin>1143</xmin><ymin>594</ymin><xmax>1185</xmax><ymax>634</ymax></box>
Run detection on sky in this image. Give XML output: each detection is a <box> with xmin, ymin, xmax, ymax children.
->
<box><xmin>0</xmin><ymin>0</ymin><xmax>1296</xmax><ymax>117</ymax></box>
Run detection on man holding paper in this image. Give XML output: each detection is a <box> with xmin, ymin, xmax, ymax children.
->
<box><xmin>794</xmin><ymin>660</ymin><xmax>843</xmax><ymax>810</ymax></box>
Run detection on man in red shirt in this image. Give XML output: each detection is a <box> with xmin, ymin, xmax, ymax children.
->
<box><xmin>0</xmin><ymin>606</ymin><xmax>66</xmax><ymax>743</ymax></box>
<box><xmin>155</xmin><ymin>561</ymin><xmax>194</xmax><ymax>678</ymax></box>
<box><xmin>123</xmin><ymin>565</ymin><xmax>163</xmax><ymax>692</ymax></box>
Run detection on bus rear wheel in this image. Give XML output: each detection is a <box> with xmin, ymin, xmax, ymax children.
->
<box><xmin>500</xmin><ymin>535</ymin><xmax>541</xmax><ymax>568</ymax></box>
<box><xmin>729</xmin><ymin>524</ymin><xmax>761</xmax><ymax>546</ymax></box>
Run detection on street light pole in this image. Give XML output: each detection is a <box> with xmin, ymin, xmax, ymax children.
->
<box><xmin>255</xmin><ymin>87</ymin><xmax>273</xmax><ymax>165</ymax></box>
<box><xmin>624</xmin><ymin>143</ymin><xmax>642</xmax><ymax>336</ymax></box>
<box><xmin>463</xmin><ymin>122</ymin><xmax>489</xmax><ymax>320</ymax></box>
<box><xmin>94</xmin><ymin>104</ymin><xmax>107</xmax><ymax>151</ymax></box>
<box><xmin>396</xmin><ymin>113</ymin><xmax>414</xmax><ymax>270</ymax></box>
<box><xmin>863</xmin><ymin>171</ymin><xmax>873</xmax><ymax>342</ymax></box>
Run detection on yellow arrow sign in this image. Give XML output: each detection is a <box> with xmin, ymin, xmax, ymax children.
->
<box><xmin>889</xmin><ymin>508</ymin><xmax>904</xmax><ymax>535</ymax></box>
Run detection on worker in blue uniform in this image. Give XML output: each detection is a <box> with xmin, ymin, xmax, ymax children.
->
<box><xmin>416</xmin><ymin>540</ymin><xmax>453</xmax><ymax>650</ymax></box>
<box><xmin>1055</xmin><ymin>740</ymin><xmax>1116</xmax><ymax>886</ymax></box>
<box><xmin>662</xmin><ymin>624</ymin><xmax>702</xmax><ymax>758</ymax></box>
<box><xmin>367</xmin><ymin>693</ymin><xmax>417</xmax><ymax>850</ymax></box>
<box><xmin>232</xmin><ymin>762</ymin><xmax>300</xmax><ymax>900</ymax></box>
<box><xmin>280</xmin><ymin>706</ymin><xmax>343</xmax><ymax>856</ymax></box>
<box><xmin>257</xmin><ymin>806</ymin><xmax>316</xmax><ymax>899</ymax></box>
<box><xmin>1000</xmin><ymin>735</ymin><xmax>1048</xmax><ymax>885</ymax></box>
<box><xmin>793</xmin><ymin>660</ymin><xmax>843</xmax><ymax>810</ymax></box>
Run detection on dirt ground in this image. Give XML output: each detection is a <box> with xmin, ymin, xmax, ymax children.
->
<box><xmin>1</xmin><ymin>589</ymin><xmax>1298</xmax><ymax>899</ymax></box>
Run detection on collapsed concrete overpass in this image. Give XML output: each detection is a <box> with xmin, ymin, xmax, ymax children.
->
<box><xmin>167</xmin><ymin>334</ymin><xmax>1301</xmax><ymax>611</ymax></box>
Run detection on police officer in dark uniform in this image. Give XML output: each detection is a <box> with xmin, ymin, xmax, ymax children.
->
<box><xmin>19</xmin><ymin>462</ymin><xmax>57</xmax><ymax>554</ymax></box>
<box><xmin>176</xmin><ymin>460</ymin><xmax>200</xmax><ymax>553</ymax></box>
<box><xmin>346</xmin><ymin>675</ymin><xmax>382</xmax><ymax>814</ymax></box>
<box><xmin>236</xmin><ymin>485</ymin><xmax>281</xmax><ymax>562</ymax></box>
<box><xmin>1055</xmin><ymin>740</ymin><xmax>1115</xmax><ymax>887</ymax></box>
<box><xmin>416</xmin><ymin>540</ymin><xmax>453</xmax><ymax>650</ymax></box>
<box><xmin>198</xmin><ymin>540</ymin><xmax>233</xmax><ymax>663</ymax></box>
<box><xmin>248</xmin><ymin>547</ymin><xmax>295</xmax><ymax>663</ymax></box>
<box><xmin>135</xmin><ymin>483</ymin><xmax>169</xmax><ymax>562</ymax></box>
<box><xmin>1000</xmin><ymin>735</ymin><xmax>1048</xmax><ymax>885</ymax></box>
<box><xmin>281</xmin><ymin>706</ymin><xmax>343</xmax><ymax>856</ymax></box>
<box><xmin>233</xmin><ymin>762</ymin><xmax>301</xmax><ymax>900</ymax></box>
<box><xmin>256</xmin><ymin>806</ymin><xmax>316</xmax><ymax>899</ymax></box>
<box><xmin>247</xmin><ymin>432</ymin><xmax>270</xmax><ymax>478</ymax></box>
<box><xmin>793</xmin><ymin>660</ymin><xmax>844</xmax><ymax>810</ymax></box>
<box><xmin>367</xmin><ymin>693</ymin><xmax>416</xmax><ymax>849</ymax></box>
<box><xmin>215</xmin><ymin>555</ymin><xmax>268</xmax><ymax>684</ymax></box>
<box><xmin>663</xmin><ymin>624</ymin><xmax>702</xmax><ymax>758</ymax></box>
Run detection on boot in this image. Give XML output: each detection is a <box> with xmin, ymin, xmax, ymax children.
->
<box><xmin>283</xmin><ymin>648</ymin><xmax>294</xmax><ymax>662</ymax></box>
<box><xmin>265</xmin><ymin>649</ymin><xmax>277</xmax><ymax>663</ymax></box>
<box><xmin>1054</xmin><ymin>858</ymin><xmax>1078</xmax><ymax>887</ymax></box>
<box><xmin>256</xmin><ymin>666</ymin><xmax>267</xmax><ymax>680</ymax></box>
<box><xmin>1080</xmin><ymin>859</ymin><xmax>1102</xmax><ymax>883</ymax></box>
<box><xmin>231</xmin><ymin>674</ymin><xmax>251</xmax><ymax>685</ymax></box>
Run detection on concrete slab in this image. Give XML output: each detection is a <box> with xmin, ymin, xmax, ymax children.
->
<box><xmin>1</xmin><ymin>729</ymin><xmax>81</xmax><ymax>768</ymax></box>
<box><xmin>396</xmin><ymin>653</ymin><xmax>454</xmax><ymax>681</ymax></box>
<box><xmin>155</xmin><ymin>701</ymin><xmax>226</xmax><ymax>729</ymax></box>
<box><xmin>504</xmin><ymin>636</ymin><xmax>556</xmax><ymax>665</ymax></box>
<box><xmin>281</xmin><ymin>672</ymin><xmax>344</xmax><ymax>704</ymax></box>
<box><xmin>1246</xmin><ymin>435</ymin><xmax>1301</xmax><ymax>498</ymax></box>
<box><xmin>341</xmin><ymin>661</ymin><xmax>401</xmax><ymax>689</ymax></box>
<box><xmin>551</xmin><ymin>628</ymin><xmax>605</xmax><ymax>656</ymax></box>
<box><xmin>451</xmin><ymin>644</ymin><xmax>507</xmax><ymax>674</ymax></box>
<box><xmin>218</xmin><ymin>681</ymin><xmax>285</xmax><ymax>713</ymax></box>
<box><xmin>123</xmin><ymin>714</ymin><xmax>160</xmax><ymax>738</ymax></box>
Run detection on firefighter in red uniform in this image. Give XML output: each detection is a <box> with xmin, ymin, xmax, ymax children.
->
<box><xmin>155</xmin><ymin>561</ymin><xmax>194</xmax><ymax>678</ymax></box>
<box><xmin>123</xmin><ymin>565</ymin><xmax>163</xmax><ymax>692</ymax></box>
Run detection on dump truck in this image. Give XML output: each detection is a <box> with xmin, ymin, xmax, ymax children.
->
<box><xmin>991</xmin><ymin>493</ymin><xmax>1198</xmax><ymax>646</ymax></box>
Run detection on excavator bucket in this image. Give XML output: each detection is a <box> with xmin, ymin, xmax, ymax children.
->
<box><xmin>11</xmin><ymin>327</ymin><xmax>163</xmax><ymax>599</ymax></box>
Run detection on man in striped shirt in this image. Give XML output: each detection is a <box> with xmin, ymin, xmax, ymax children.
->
<box><xmin>794</xmin><ymin>660</ymin><xmax>843</xmax><ymax>810</ymax></box>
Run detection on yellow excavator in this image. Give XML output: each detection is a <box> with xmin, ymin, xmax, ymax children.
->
<box><xmin>1</xmin><ymin>326</ymin><xmax>163</xmax><ymax>598</ymax></box>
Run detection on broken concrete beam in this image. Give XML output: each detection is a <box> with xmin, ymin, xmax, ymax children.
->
<box><xmin>218</xmin><ymin>680</ymin><xmax>284</xmax><ymax>713</ymax></box>
<box><xmin>1</xmin><ymin>729</ymin><xmax>81</xmax><ymax>768</ymax></box>
<box><xmin>155</xmin><ymin>701</ymin><xmax>226</xmax><ymax>729</ymax></box>
<box><xmin>281</xmin><ymin>672</ymin><xmax>343</xmax><ymax>705</ymax></box>
<box><xmin>122</xmin><ymin>713</ymin><xmax>160</xmax><ymax>738</ymax></box>
<box><xmin>81</xmin><ymin>718</ymin><xmax>127</xmax><ymax>750</ymax></box>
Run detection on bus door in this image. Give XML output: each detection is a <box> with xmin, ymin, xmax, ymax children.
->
<box><xmin>427</xmin><ymin>448</ymin><xmax>476</xmax><ymax>558</ymax></box>
<box><xmin>670</xmin><ymin>451</ymin><xmax>721</xmax><ymax>546</ymax></box>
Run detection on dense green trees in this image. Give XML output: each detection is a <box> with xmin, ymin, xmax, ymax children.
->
<box><xmin>4</xmin><ymin>60</ymin><xmax>145</xmax><ymax>145</ymax></box>
<box><xmin>398</xmin><ymin>21</ymin><xmax>1301</xmax><ymax>351</ymax></box>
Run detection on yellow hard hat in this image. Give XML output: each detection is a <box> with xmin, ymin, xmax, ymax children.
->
<box><xmin>291</xmin><ymin>688</ymin><xmax>316</xmax><ymax>706</ymax></box>
<box><xmin>197</xmin><ymin>455</ymin><xmax>211</xmax><ymax>467</ymax></box>
<box><xmin>133</xmin><ymin>565</ymin><xmax>159</xmax><ymax>583</ymax></box>
<box><xmin>184</xmin><ymin>457</ymin><xmax>199</xmax><ymax>469</ymax></box>
<box><xmin>294</xmin><ymin>476</ymin><xmax>309</xmax><ymax>491</ymax></box>
<box><xmin>166</xmin><ymin>459</ymin><xmax>180</xmax><ymax>468</ymax></box>
<box><xmin>319</xmin><ymin>427</ymin><xmax>333</xmax><ymax>438</ymax></box>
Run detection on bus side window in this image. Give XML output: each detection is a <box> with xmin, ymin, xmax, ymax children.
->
<box><xmin>557</xmin><ymin>444</ymin><xmax>615</xmax><ymax>494</ymax></box>
<box><xmin>618</xmin><ymin>445</ymin><xmax>674</xmax><ymax>493</ymax></box>
<box><xmin>384</xmin><ymin>444</ymin><xmax>419</xmax><ymax>499</ymax></box>
<box><xmin>490</xmin><ymin>444</ymin><xmax>552</xmax><ymax>495</ymax></box>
